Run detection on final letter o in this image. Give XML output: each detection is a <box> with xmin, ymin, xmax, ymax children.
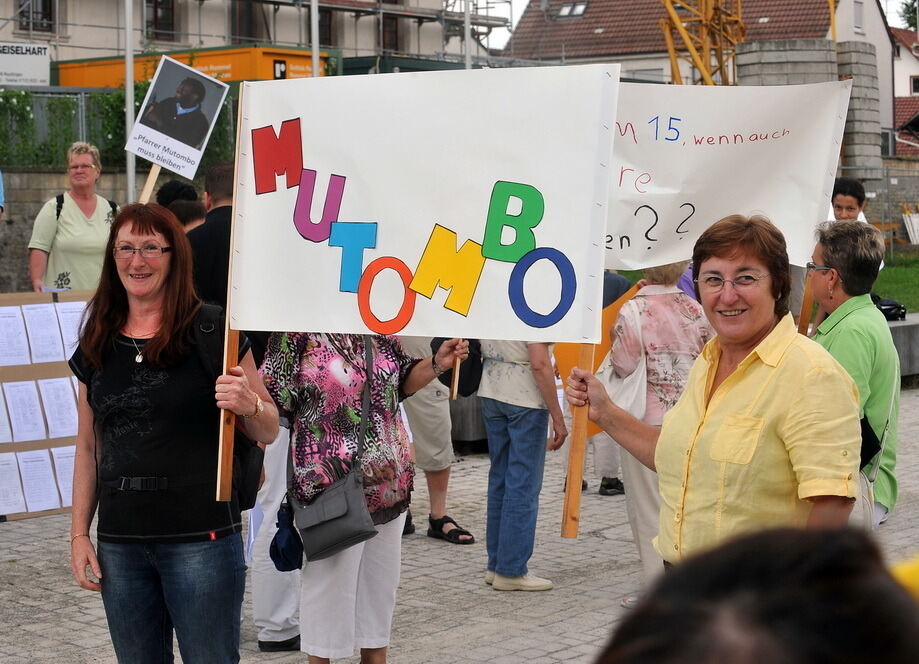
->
<box><xmin>507</xmin><ymin>248</ymin><xmax>576</xmax><ymax>328</ymax></box>
<box><xmin>357</xmin><ymin>257</ymin><xmax>417</xmax><ymax>334</ymax></box>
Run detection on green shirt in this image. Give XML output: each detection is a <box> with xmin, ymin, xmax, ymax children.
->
<box><xmin>814</xmin><ymin>294</ymin><xmax>900</xmax><ymax>510</ymax></box>
<box><xmin>28</xmin><ymin>193</ymin><xmax>116</xmax><ymax>291</ymax></box>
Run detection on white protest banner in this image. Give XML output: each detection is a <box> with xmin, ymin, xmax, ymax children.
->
<box><xmin>126</xmin><ymin>56</ymin><xmax>229</xmax><ymax>179</ymax></box>
<box><xmin>230</xmin><ymin>65</ymin><xmax>619</xmax><ymax>342</ymax></box>
<box><xmin>606</xmin><ymin>80</ymin><xmax>851</xmax><ymax>269</ymax></box>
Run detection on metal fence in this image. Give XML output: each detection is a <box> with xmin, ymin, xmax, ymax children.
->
<box><xmin>0</xmin><ymin>86</ymin><xmax>235</xmax><ymax>172</ymax></box>
<box><xmin>838</xmin><ymin>165</ymin><xmax>919</xmax><ymax>257</ymax></box>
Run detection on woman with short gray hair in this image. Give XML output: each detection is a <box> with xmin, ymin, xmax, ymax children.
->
<box><xmin>809</xmin><ymin>220</ymin><xmax>900</xmax><ymax>526</ymax></box>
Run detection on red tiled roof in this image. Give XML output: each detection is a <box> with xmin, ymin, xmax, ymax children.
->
<box><xmin>503</xmin><ymin>0</ymin><xmax>848</xmax><ymax>61</ymax></box>
<box><xmin>891</xmin><ymin>26</ymin><xmax>918</xmax><ymax>49</ymax></box>
<box><xmin>895</xmin><ymin>96</ymin><xmax>919</xmax><ymax>129</ymax></box>
<box><xmin>895</xmin><ymin>96</ymin><xmax>919</xmax><ymax>156</ymax></box>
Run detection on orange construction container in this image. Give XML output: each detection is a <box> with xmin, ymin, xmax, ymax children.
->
<box><xmin>55</xmin><ymin>44</ymin><xmax>334</xmax><ymax>88</ymax></box>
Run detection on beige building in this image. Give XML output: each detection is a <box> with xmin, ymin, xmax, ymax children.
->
<box><xmin>4</xmin><ymin>0</ymin><xmax>510</xmax><ymax>63</ymax></box>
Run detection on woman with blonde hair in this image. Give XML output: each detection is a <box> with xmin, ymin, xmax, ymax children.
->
<box><xmin>29</xmin><ymin>141</ymin><xmax>118</xmax><ymax>291</ymax></box>
<box><xmin>607</xmin><ymin>261</ymin><xmax>712</xmax><ymax>604</ymax></box>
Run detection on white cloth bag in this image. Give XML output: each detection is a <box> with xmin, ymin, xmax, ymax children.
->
<box><xmin>595</xmin><ymin>300</ymin><xmax>647</xmax><ymax>420</ymax></box>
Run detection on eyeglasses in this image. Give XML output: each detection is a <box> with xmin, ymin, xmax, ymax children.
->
<box><xmin>805</xmin><ymin>261</ymin><xmax>832</xmax><ymax>273</ymax></box>
<box><xmin>113</xmin><ymin>244</ymin><xmax>172</xmax><ymax>260</ymax></box>
<box><xmin>68</xmin><ymin>164</ymin><xmax>96</xmax><ymax>171</ymax></box>
<box><xmin>694</xmin><ymin>273</ymin><xmax>768</xmax><ymax>293</ymax></box>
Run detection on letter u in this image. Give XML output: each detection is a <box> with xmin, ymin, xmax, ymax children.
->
<box><xmin>293</xmin><ymin>169</ymin><xmax>347</xmax><ymax>243</ymax></box>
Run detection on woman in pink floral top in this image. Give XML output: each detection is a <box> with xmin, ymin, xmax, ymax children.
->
<box><xmin>261</xmin><ymin>332</ymin><xmax>467</xmax><ymax>664</ymax></box>
<box><xmin>610</xmin><ymin>262</ymin><xmax>713</xmax><ymax>592</ymax></box>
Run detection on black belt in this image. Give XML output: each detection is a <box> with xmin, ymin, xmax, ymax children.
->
<box><xmin>103</xmin><ymin>476</ymin><xmax>205</xmax><ymax>491</ymax></box>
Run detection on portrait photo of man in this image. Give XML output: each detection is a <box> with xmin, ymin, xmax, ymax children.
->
<box><xmin>140</xmin><ymin>75</ymin><xmax>211</xmax><ymax>149</ymax></box>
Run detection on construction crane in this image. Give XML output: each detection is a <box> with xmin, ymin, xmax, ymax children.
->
<box><xmin>660</xmin><ymin>0</ymin><xmax>745</xmax><ymax>85</ymax></box>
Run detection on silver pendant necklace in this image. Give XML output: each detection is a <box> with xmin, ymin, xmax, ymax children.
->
<box><xmin>128</xmin><ymin>336</ymin><xmax>144</xmax><ymax>363</ymax></box>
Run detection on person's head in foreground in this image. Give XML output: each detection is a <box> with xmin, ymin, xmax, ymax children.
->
<box><xmin>596</xmin><ymin>528</ymin><xmax>919</xmax><ymax>664</ymax></box>
<box><xmin>810</xmin><ymin>220</ymin><xmax>884</xmax><ymax>315</ymax></box>
<box><xmin>691</xmin><ymin>214</ymin><xmax>790</xmax><ymax>352</ymax></box>
<box><xmin>832</xmin><ymin>177</ymin><xmax>867</xmax><ymax>221</ymax></box>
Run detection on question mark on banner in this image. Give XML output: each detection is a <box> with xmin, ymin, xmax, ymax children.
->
<box><xmin>676</xmin><ymin>202</ymin><xmax>695</xmax><ymax>236</ymax></box>
<box><xmin>636</xmin><ymin>205</ymin><xmax>659</xmax><ymax>250</ymax></box>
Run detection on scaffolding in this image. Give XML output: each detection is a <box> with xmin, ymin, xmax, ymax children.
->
<box><xmin>4</xmin><ymin>0</ymin><xmax>513</xmax><ymax>64</ymax></box>
<box><xmin>660</xmin><ymin>0</ymin><xmax>745</xmax><ymax>85</ymax></box>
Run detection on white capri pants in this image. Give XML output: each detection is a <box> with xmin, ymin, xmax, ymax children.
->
<box><xmin>299</xmin><ymin>512</ymin><xmax>407</xmax><ymax>659</ymax></box>
<box><xmin>619</xmin><ymin>448</ymin><xmax>664</xmax><ymax>584</ymax></box>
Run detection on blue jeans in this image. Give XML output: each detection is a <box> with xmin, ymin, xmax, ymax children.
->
<box><xmin>98</xmin><ymin>534</ymin><xmax>246</xmax><ymax>664</ymax></box>
<box><xmin>480</xmin><ymin>397</ymin><xmax>549</xmax><ymax>577</ymax></box>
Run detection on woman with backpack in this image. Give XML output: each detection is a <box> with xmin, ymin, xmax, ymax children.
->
<box><xmin>28</xmin><ymin>142</ymin><xmax>118</xmax><ymax>291</ymax></box>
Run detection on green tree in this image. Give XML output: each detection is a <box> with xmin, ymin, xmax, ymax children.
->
<box><xmin>900</xmin><ymin>0</ymin><xmax>917</xmax><ymax>30</ymax></box>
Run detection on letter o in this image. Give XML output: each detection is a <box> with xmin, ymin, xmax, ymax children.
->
<box><xmin>357</xmin><ymin>257</ymin><xmax>417</xmax><ymax>334</ymax></box>
<box><xmin>507</xmin><ymin>247</ymin><xmax>576</xmax><ymax>328</ymax></box>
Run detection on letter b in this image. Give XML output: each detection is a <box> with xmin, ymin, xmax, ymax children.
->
<box><xmin>482</xmin><ymin>181</ymin><xmax>544</xmax><ymax>263</ymax></box>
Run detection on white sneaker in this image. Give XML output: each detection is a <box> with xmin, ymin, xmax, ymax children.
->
<box><xmin>484</xmin><ymin>570</ymin><xmax>495</xmax><ymax>585</ymax></box>
<box><xmin>492</xmin><ymin>573</ymin><xmax>554</xmax><ymax>591</ymax></box>
<box><xmin>620</xmin><ymin>593</ymin><xmax>642</xmax><ymax>609</ymax></box>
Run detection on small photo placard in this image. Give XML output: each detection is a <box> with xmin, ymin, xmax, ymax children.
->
<box><xmin>126</xmin><ymin>55</ymin><xmax>229</xmax><ymax>178</ymax></box>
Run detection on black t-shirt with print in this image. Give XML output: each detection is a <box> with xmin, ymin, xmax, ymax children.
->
<box><xmin>69</xmin><ymin>333</ymin><xmax>249</xmax><ymax>543</ymax></box>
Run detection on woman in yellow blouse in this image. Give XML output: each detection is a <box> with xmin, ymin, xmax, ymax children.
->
<box><xmin>567</xmin><ymin>215</ymin><xmax>861</xmax><ymax>564</ymax></box>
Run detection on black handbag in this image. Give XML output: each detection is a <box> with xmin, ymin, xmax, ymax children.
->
<box><xmin>287</xmin><ymin>336</ymin><xmax>378</xmax><ymax>561</ymax></box>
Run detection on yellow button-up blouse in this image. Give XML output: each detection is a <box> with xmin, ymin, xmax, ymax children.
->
<box><xmin>654</xmin><ymin>315</ymin><xmax>860</xmax><ymax>563</ymax></box>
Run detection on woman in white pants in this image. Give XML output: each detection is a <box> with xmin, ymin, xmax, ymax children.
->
<box><xmin>609</xmin><ymin>262</ymin><xmax>712</xmax><ymax>593</ymax></box>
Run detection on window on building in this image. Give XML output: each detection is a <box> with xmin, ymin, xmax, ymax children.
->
<box><xmin>232</xmin><ymin>0</ymin><xmax>259</xmax><ymax>44</ymax></box>
<box><xmin>309</xmin><ymin>7</ymin><xmax>334</xmax><ymax>47</ymax></box>
<box><xmin>853</xmin><ymin>0</ymin><xmax>864</xmax><ymax>30</ymax></box>
<box><xmin>146</xmin><ymin>0</ymin><xmax>176</xmax><ymax>41</ymax></box>
<box><xmin>18</xmin><ymin>0</ymin><xmax>54</xmax><ymax>32</ymax></box>
<box><xmin>911</xmin><ymin>76</ymin><xmax>919</xmax><ymax>94</ymax></box>
<box><xmin>382</xmin><ymin>14</ymin><xmax>399</xmax><ymax>51</ymax></box>
<box><xmin>558</xmin><ymin>2</ymin><xmax>587</xmax><ymax>17</ymax></box>
<box><xmin>320</xmin><ymin>9</ymin><xmax>333</xmax><ymax>47</ymax></box>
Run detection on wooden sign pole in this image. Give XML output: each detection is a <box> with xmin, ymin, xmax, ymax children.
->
<box><xmin>558</xmin><ymin>283</ymin><xmax>639</xmax><ymax>538</ymax></box>
<box><xmin>137</xmin><ymin>164</ymin><xmax>161</xmax><ymax>204</ymax></box>
<box><xmin>215</xmin><ymin>85</ymin><xmax>248</xmax><ymax>501</ymax></box>
<box><xmin>561</xmin><ymin>343</ymin><xmax>595</xmax><ymax>538</ymax></box>
<box><xmin>450</xmin><ymin>355</ymin><xmax>462</xmax><ymax>400</ymax></box>
<box><xmin>216</xmin><ymin>329</ymin><xmax>240</xmax><ymax>501</ymax></box>
<box><xmin>797</xmin><ymin>271</ymin><xmax>815</xmax><ymax>336</ymax></box>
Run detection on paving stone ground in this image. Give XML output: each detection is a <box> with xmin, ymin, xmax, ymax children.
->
<box><xmin>3</xmin><ymin>388</ymin><xmax>919</xmax><ymax>663</ymax></box>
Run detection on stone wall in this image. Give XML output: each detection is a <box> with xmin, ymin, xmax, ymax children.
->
<box><xmin>0</xmin><ymin>168</ymin><xmax>184</xmax><ymax>293</ymax></box>
<box><xmin>736</xmin><ymin>39</ymin><xmax>883</xmax><ymax>186</ymax></box>
<box><xmin>736</xmin><ymin>39</ymin><xmax>913</xmax><ymax>235</ymax></box>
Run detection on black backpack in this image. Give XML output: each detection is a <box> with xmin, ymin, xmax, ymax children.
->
<box><xmin>56</xmin><ymin>193</ymin><xmax>117</xmax><ymax>222</ymax></box>
<box><xmin>194</xmin><ymin>304</ymin><xmax>265</xmax><ymax>510</ymax></box>
<box><xmin>870</xmin><ymin>293</ymin><xmax>907</xmax><ymax>322</ymax></box>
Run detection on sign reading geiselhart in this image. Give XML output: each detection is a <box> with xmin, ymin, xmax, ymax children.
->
<box><xmin>0</xmin><ymin>42</ymin><xmax>50</xmax><ymax>86</ymax></box>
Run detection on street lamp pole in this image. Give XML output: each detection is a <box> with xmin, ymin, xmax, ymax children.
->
<box><xmin>125</xmin><ymin>0</ymin><xmax>136</xmax><ymax>202</ymax></box>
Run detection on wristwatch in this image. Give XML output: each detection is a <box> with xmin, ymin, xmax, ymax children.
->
<box><xmin>244</xmin><ymin>392</ymin><xmax>264</xmax><ymax>419</ymax></box>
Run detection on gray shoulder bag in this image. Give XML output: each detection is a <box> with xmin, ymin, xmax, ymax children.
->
<box><xmin>288</xmin><ymin>336</ymin><xmax>378</xmax><ymax>560</ymax></box>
